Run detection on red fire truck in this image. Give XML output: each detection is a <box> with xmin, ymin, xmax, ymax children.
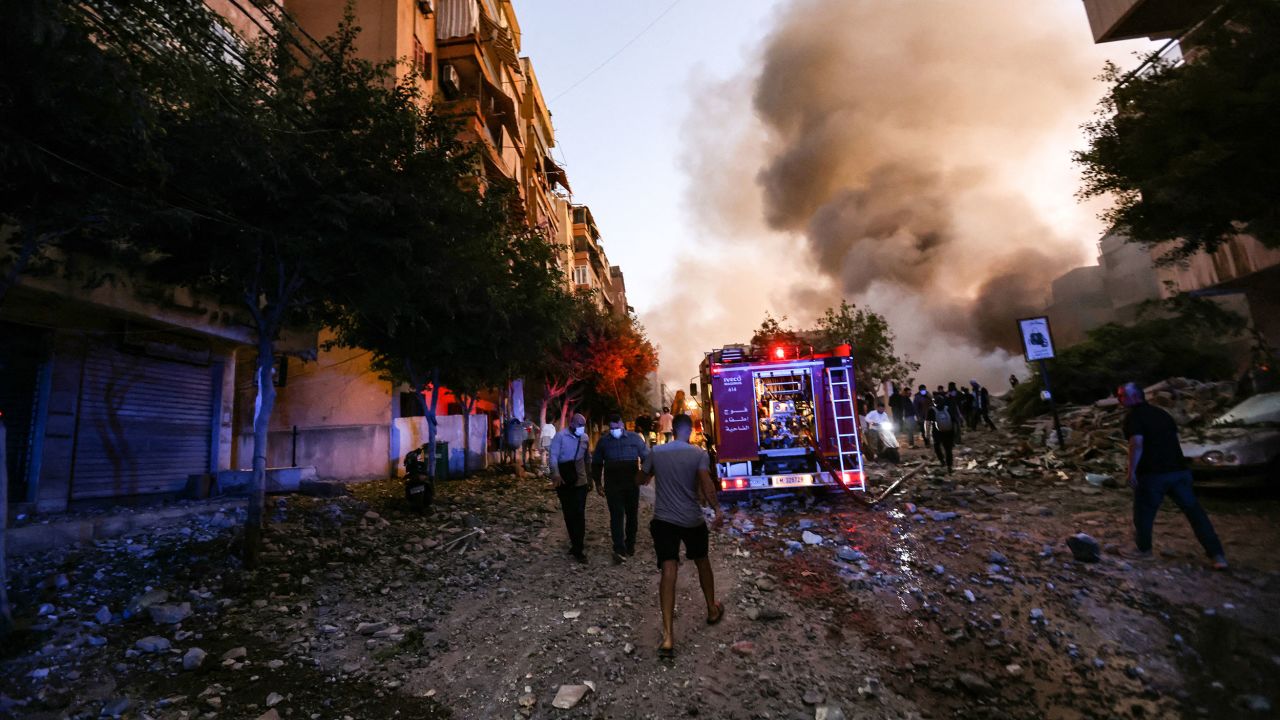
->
<box><xmin>695</xmin><ymin>341</ymin><xmax>867</xmax><ymax>494</ymax></box>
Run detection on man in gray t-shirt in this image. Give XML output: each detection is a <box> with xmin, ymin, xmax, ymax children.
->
<box><xmin>639</xmin><ymin>414</ymin><xmax>724</xmax><ymax>658</ymax></box>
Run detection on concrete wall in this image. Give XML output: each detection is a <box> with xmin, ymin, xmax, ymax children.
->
<box><xmin>233</xmin><ymin>424</ymin><xmax>393</xmax><ymax>480</ymax></box>
<box><xmin>394</xmin><ymin>415</ymin><xmax>488</xmax><ymax>476</ymax></box>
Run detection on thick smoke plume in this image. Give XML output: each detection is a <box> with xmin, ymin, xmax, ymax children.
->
<box><xmin>646</xmin><ymin>0</ymin><xmax>1146</xmax><ymax>389</ymax></box>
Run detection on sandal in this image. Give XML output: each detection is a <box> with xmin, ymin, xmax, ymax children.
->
<box><xmin>657</xmin><ymin>643</ymin><xmax>676</xmax><ymax>659</ymax></box>
<box><xmin>706</xmin><ymin>601</ymin><xmax>725</xmax><ymax>626</ymax></box>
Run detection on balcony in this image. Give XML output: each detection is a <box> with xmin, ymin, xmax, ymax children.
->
<box><xmin>1082</xmin><ymin>0</ymin><xmax>1217</xmax><ymax>43</ymax></box>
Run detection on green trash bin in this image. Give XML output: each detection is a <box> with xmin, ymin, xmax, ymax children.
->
<box><xmin>433</xmin><ymin>441</ymin><xmax>450</xmax><ymax>480</ymax></box>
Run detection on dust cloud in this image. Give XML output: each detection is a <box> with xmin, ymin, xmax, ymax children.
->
<box><xmin>645</xmin><ymin>0</ymin><xmax>1151</xmax><ymax>391</ymax></box>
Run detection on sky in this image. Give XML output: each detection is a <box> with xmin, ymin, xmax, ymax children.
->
<box><xmin>516</xmin><ymin>0</ymin><xmax>1156</xmax><ymax>393</ymax></box>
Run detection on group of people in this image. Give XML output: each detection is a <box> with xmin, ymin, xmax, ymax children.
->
<box><xmin>546</xmin><ymin>411</ymin><xmax>724</xmax><ymax>657</ymax></box>
<box><xmin>861</xmin><ymin>380</ymin><xmax>998</xmax><ymax>473</ymax></box>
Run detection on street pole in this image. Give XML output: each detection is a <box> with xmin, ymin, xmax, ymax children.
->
<box><xmin>1038</xmin><ymin>359</ymin><xmax>1066</xmax><ymax>449</ymax></box>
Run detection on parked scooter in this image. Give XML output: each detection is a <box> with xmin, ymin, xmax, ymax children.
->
<box><xmin>403</xmin><ymin>443</ymin><xmax>435</xmax><ymax>512</ymax></box>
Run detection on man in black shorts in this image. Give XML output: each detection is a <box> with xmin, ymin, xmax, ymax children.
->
<box><xmin>639</xmin><ymin>414</ymin><xmax>724</xmax><ymax>658</ymax></box>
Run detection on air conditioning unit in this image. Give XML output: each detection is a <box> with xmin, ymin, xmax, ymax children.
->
<box><xmin>439</xmin><ymin>63</ymin><xmax>461</xmax><ymax>100</ymax></box>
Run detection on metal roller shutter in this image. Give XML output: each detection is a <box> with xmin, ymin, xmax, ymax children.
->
<box><xmin>0</xmin><ymin>324</ymin><xmax>43</xmax><ymax>503</ymax></box>
<box><xmin>71</xmin><ymin>347</ymin><xmax>215</xmax><ymax>500</ymax></box>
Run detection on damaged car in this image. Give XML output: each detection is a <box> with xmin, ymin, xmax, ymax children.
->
<box><xmin>1180</xmin><ymin>392</ymin><xmax>1280</xmax><ymax>486</ymax></box>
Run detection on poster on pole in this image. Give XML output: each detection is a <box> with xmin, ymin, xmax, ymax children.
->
<box><xmin>1016</xmin><ymin>316</ymin><xmax>1056</xmax><ymax>362</ymax></box>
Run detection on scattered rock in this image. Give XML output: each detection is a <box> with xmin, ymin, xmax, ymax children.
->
<box><xmin>551</xmin><ymin>684</ymin><xmax>591</xmax><ymax>709</ymax></box>
<box><xmin>256</xmin><ymin>710</ymin><xmax>281</xmax><ymax>720</ymax></box>
<box><xmin>802</xmin><ymin>688</ymin><xmax>826</xmax><ymax>705</ymax></box>
<box><xmin>987</xmin><ymin>550</ymin><xmax>1007</xmax><ymax>565</ymax></box>
<box><xmin>100</xmin><ymin>697</ymin><xmax>132</xmax><ymax>718</ymax></box>
<box><xmin>183</xmin><ymin>647</ymin><xmax>207</xmax><ymax>671</ymax></box>
<box><xmin>221</xmin><ymin>647</ymin><xmax>247</xmax><ymax>661</ymax></box>
<box><xmin>802</xmin><ymin>530</ymin><xmax>823</xmax><ymax>545</ymax></box>
<box><xmin>856</xmin><ymin>676</ymin><xmax>880</xmax><ymax>699</ymax></box>
<box><xmin>265</xmin><ymin>691</ymin><xmax>284</xmax><ymax>707</ymax></box>
<box><xmin>815</xmin><ymin>706</ymin><xmax>847</xmax><ymax>720</ymax></box>
<box><xmin>94</xmin><ymin>606</ymin><xmax>113</xmax><ymax>625</ymax></box>
<box><xmin>356</xmin><ymin>621</ymin><xmax>388</xmax><ymax>635</ymax></box>
<box><xmin>1030</xmin><ymin>608</ymin><xmax>1045</xmax><ymax>622</ymax></box>
<box><xmin>149</xmin><ymin>602</ymin><xmax>192</xmax><ymax>625</ymax></box>
<box><xmin>957</xmin><ymin>672</ymin><xmax>992</xmax><ymax>694</ymax></box>
<box><xmin>730</xmin><ymin>640</ymin><xmax>756</xmax><ymax>656</ymax></box>
<box><xmin>563</xmin><ymin>610</ymin><xmax>582</xmax><ymax>620</ymax></box>
<box><xmin>755</xmin><ymin>577</ymin><xmax>776</xmax><ymax>592</ymax></box>
<box><xmin>835</xmin><ymin>546</ymin><xmax>864</xmax><ymax>562</ymax></box>
<box><xmin>1236</xmin><ymin>695</ymin><xmax>1272</xmax><ymax>713</ymax></box>
<box><xmin>36</xmin><ymin>603</ymin><xmax>56</xmax><ymax>617</ymax></box>
<box><xmin>1066</xmin><ymin>533</ymin><xmax>1101</xmax><ymax>563</ymax></box>
<box><xmin>135</xmin><ymin>636</ymin><xmax>171</xmax><ymax>653</ymax></box>
<box><xmin>963</xmin><ymin>590</ymin><xmax>976</xmax><ymax>603</ymax></box>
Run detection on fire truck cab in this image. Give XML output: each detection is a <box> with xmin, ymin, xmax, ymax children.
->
<box><xmin>696</xmin><ymin>342</ymin><xmax>866</xmax><ymax>494</ymax></box>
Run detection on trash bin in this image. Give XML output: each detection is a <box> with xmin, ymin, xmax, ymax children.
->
<box><xmin>433</xmin><ymin>441</ymin><xmax>450</xmax><ymax>480</ymax></box>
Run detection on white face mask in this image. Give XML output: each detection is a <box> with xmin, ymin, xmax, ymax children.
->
<box><xmin>574</xmin><ymin>426</ymin><xmax>585</xmax><ymax>437</ymax></box>
<box><xmin>610</xmin><ymin>428</ymin><xmax>623</xmax><ymax>438</ymax></box>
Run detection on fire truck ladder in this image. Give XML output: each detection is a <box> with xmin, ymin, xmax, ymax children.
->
<box><xmin>826</xmin><ymin>365</ymin><xmax>865</xmax><ymax>491</ymax></box>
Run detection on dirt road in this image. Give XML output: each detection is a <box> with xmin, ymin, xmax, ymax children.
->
<box><xmin>2</xmin><ymin>437</ymin><xmax>1278</xmax><ymax>719</ymax></box>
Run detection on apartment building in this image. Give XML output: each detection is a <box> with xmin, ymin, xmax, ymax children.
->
<box><xmin>571</xmin><ymin>205</ymin><xmax>629</xmax><ymax>316</ymax></box>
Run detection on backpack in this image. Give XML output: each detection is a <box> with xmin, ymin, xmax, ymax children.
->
<box><xmin>934</xmin><ymin>408</ymin><xmax>954</xmax><ymax>432</ymax></box>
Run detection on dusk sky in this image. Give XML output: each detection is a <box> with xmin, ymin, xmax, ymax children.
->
<box><xmin>517</xmin><ymin>1</ymin><xmax>1157</xmax><ymax>391</ymax></box>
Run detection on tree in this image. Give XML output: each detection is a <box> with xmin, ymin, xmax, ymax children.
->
<box><xmin>1075</xmin><ymin>1</ymin><xmax>1280</xmax><ymax>260</ymax></box>
<box><xmin>814</xmin><ymin>300</ymin><xmax>919</xmax><ymax>392</ymax></box>
<box><xmin>1004</xmin><ymin>294</ymin><xmax>1249</xmax><ymax>422</ymax></box>
<box><xmin>123</xmin><ymin>5</ymin><xmax>478</xmax><ymax>563</ymax></box>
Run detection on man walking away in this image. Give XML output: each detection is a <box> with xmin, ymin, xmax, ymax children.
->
<box><xmin>539</xmin><ymin>419</ymin><xmax>556</xmax><ymax>474</ymax></box>
<box><xmin>635</xmin><ymin>413</ymin><xmax>655</xmax><ymax>447</ymax></box>
<box><xmin>971</xmin><ymin>380</ymin><xmax>997</xmax><ymax>431</ymax></box>
<box><xmin>889</xmin><ymin>386</ymin><xmax>906</xmax><ymax>438</ymax></box>
<box><xmin>639</xmin><ymin>414</ymin><xmax>724</xmax><ymax>658</ymax></box>
<box><xmin>960</xmin><ymin>387</ymin><xmax>977</xmax><ymax>430</ymax></box>
<box><xmin>593</xmin><ymin>413</ymin><xmax>650</xmax><ymax>564</ymax></box>
<box><xmin>928</xmin><ymin>394</ymin><xmax>956</xmax><ymax>474</ymax></box>
<box><xmin>1118</xmin><ymin>383</ymin><xmax>1227</xmax><ymax>570</ymax></box>
<box><xmin>913</xmin><ymin>385</ymin><xmax>932</xmax><ymax>446</ymax></box>
<box><xmin>901</xmin><ymin>387</ymin><xmax>919</xmax><ymax>448</ymax></box>
<box><xmin>549</xmin><ymin>413</ymin><xmax>591</xmax><ymax>564</ymax></box>
<box><xmin>657</xmin><ymin>407</ymin><xmax>674</xmax><ymax>444</ymax></box>
<box><xmin>946</xmin><ymin>382</ymin><xmax>963</xmax><ymax>443</ymax></box>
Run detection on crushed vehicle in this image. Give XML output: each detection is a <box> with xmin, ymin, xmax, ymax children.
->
<box><xmin>1180</xmin><ymin>391</ymin><xmax>1280</xmax><ymax>486</ymax></box>
<box><xmin>695</xmin><ymin>341</ymin><xmax>867</xmax><ymax>494</ymax></box>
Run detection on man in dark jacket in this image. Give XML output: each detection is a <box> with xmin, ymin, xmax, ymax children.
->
<box><xmin>900</xmin><ymin>387</ymin><xmax>919</xmax><ymax>448</ymax></box>
<box><xmin>945</xmin><ymin>382</ymin><xmax>963</xmax><ymax>443</ymax></box>
<box><xmin>593</xmin><ymin>413</ymin><xmax>650</xmax><ymax>564</ymax></box>
<box><xmin>1119</xmin><ymin>382</ymin><xmax>1227</xmax><ymax>570</ymax></box>
<box><xmin>912</xmin><ymin>385</ymin><xmax>932</xmax><ymax>446</ymax></box>
<box><xmin>970</xmin><ymin>379</ymin><xmax>997</xmax><ymax>430</ymax></box>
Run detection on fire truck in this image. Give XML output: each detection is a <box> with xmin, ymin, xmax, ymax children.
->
<box><xmin>694</xmin><ymin>341</ymin><xmax>867</xmax><ymax>494</ymax></box>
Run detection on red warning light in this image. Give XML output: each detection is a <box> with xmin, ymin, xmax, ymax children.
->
<box><xmin>774</xmin><ymin>346</ymin><xmax>785</xmax><ymax>359</ymax></box>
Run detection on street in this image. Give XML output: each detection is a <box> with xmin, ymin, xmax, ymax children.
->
<box><xmin>3</xmin><ymin>427</ymin><xmax>1278</xmax><ymax>719</ymax></box>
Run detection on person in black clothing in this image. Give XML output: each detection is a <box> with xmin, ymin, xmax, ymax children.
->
<box><xmin>959</xmin><ymin>387</ymin><xmax>976</xmax><ymax>429</ymax></box>
<box><xmin>1119</xmin><ymin>382</ymin><xmax>1227</xmax><ymax>569</ymax></box>
<box><xmin>912</xmin><ymin>385</ymin><xmax>932</xmax><ymax>446</ymax></box>
<box><xmin>970</xmin><ymin>379</ymin><xmax>997</xmax><ymax>430</ymax></box>
<box><xmin>888</xmin><ymin>386</ymin><xmax>906</xmax><ymax>435</ymax></box>
<box><xmin>900</xmin><ymin>387</ymin><xmax>919</xmax><ymax>448</ymax></box>
<box><xmin>593</xmin><ymin>413</ymin><xmax>650</xmax><ymax>564</ymax></box>
<box><xmin>635</xmin><ymin>413</ymin><xmax>655</xmax><ymax>447</ymax></box>
<box><xmin>927</xmin><ymin>394</ymin><xmax>956</xmax><ymax>473</ymax></box>
<box><xmin>945</xmin><ymin>382</ymin><xmax>963</xmax><ymax>443</ymax></box>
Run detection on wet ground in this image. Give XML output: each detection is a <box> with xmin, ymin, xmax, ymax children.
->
<box><xmin>2</xmin><ymin>431</ymin><xmax>1278</xmax><ymax>719</ymax></box>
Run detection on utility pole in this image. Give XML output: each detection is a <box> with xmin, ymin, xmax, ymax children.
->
<box><xmin>1016</xmin><ymin>316</ymin><xmax>1065</xmax><ymax>449</ymax></box>
<box><xmin>1038</xmin><ymin>359</ymin><xmax>1066</xmax><ymax>449</ymax></box>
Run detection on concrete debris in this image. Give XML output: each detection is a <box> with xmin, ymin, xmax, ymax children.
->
<box><xmin>1066</xmin><ymin>533</ymin><xmax>1102</xmax><ymax>563</ymax></box>
<box><xmin>551</xmin><ymin>684</ymin><xmax>591</xmax><ymax>710</ymax></box>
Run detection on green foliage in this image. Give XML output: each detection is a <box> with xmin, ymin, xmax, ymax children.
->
<box><xmin>1075</xmin><ymin>0</ymin><xmax>1280</xmax><ymax>259</ymax></box>
<box><xmin>1007</xmin><ymin>294</ymin><xmax>1248</xmax><ymax>422</ymax></box>
<box><xmin>750</xmin><ymin>301</ymin><xmax>918</xmax><ymax>392</ymax></box>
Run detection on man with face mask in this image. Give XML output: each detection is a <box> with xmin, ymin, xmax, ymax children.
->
<box><xmin>592</xmin><ymin>413</ymin><xmax>650</xmax><ymax>564</ymax></box>
<box><xmin>549</xmin><ymin>413</ymin><xmax>591</xmax><ymax>563</ymax></box>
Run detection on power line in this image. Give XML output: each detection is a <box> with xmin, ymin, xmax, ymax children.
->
<box><xmin>549</xmin><ymin>0</ymin><xmax>684</xmax><ymax>102</ymax></box>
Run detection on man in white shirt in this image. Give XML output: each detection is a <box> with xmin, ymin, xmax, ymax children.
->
<box><xmin>862</xmin><ymin>400</ymin><xmax>899</xmax><ymax>459</ymax></box>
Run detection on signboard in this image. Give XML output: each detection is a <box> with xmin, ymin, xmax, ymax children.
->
<box><xmin>711</xmin><ymin>367</ymin><xmax>758</xmax><ymax>461</ymax></box>
<box><xmin>1017</xmin><ymin>316</ymin><xmax>1056</xmax><ymax>362</ymax></box>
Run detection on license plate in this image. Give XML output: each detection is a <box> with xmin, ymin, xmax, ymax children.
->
<box><xmin>773</xmin><ymin>474</ymin><xmax>810</xmax><ymax>487</ymax></box>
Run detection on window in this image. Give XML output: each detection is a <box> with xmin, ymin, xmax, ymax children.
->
<box><xmin>573</xmin><ymin>265</ymin><xmax>590</xmax><ymax>287</ymax></box>
<box><xmin>413</xmin><ymin>37</ymin><xmax>432</xmax><ymax>80</ymax></box>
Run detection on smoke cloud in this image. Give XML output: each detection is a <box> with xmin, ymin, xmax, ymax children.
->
<box><xmin>645</xmin><ymin>0</ymin><xmax>1150</xmax><ymax>390</ymax></box>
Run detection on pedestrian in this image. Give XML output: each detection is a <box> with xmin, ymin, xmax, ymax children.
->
<box><xmin>889</xmin><ymin>384</ymin><xmax>906</xmax><ymax>435</ymax></box>
<box><xmin>927</xmin><ymin>394</ymin><xmax>956</xmax><ymax>474</ymax></box>
<box><xmin>946</xmin><ymin>382</ymin><xmax>963</xmax><ymax>443</ymax></box>
<box><xmin>960</xmin><ymin>386</ymin><xmax>976</xmax><ymax>430</ymax></box>
<box><xmin>862</xmin><ymin>401</ymin><xmax>898</xmax><ymax>461</ymax></box>
<box><xmin>971</xmin><ymin>379</ymin><xmax>996</xmax><ymax>430</ymax></box>
<box><xmin>592</xmin><ymin>413</ymin><xmax>650</xmax><ymax>564</ymax></box>
<box><xmin>549</xmin><ymin>413</ymin><xmax>591</xmax><ymax>564</ymax></box>
<box><xmin>638</xmin><ymin>414</ymin><xmax>724</xmax><ymax>658</ymax></box>
<box><xmin>1118</xmin><ymin>383</ymin><xmax>1227</xmax><ymax>570</ymax></box>
<box><xmin>502</xmin><ymin>416</ymin><xmax>525</xmax><ymax>465</ymax></box>
<box><xmin>521</xmin><ymin>420</ymin><xmax>537</xmax><ymax>467</ymax></box>
<box><xmin>1009</xmin><ymin>373</ymin><xmax>1020</xmax><ymax>390</ymax></box>
<box><xmin>913</xmin><ymin>385</ymin><xmax>932</xmax><ymax>446</ymax></box>
<box><xmin>900</xmin><ymin>387</ymin><xmax>919</xmax><ymax>448</ymax></box>
<box><xmin>657</xmin><ymin>406</ymin><xmax>674</xmax><ymax>444</ymax></box>
<box><xmin>539</xmin><ymin>418</ymin><xmax>556</xmax><ymax>474</ymax></box>
<box><xmin>635</xmin><ymin>412</ymin><xmax>655</xmax><ymax>447</ymax></box>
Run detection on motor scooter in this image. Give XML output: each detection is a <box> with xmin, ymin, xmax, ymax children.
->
<box><xmin>403</xmin><ymin>443</ymin><xmax>435</xmax><ymax>512</ymax></box>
